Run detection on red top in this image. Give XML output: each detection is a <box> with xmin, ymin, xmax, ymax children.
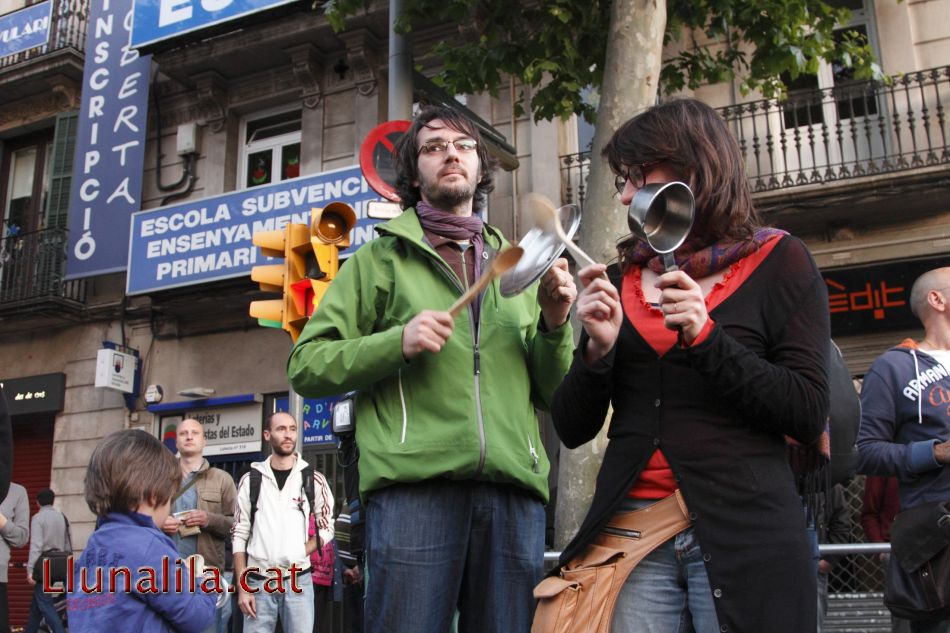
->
<box><xmin>623</xmin><ymin>236</ymin><xmax>782</xmax><ymax>498</ymax></box>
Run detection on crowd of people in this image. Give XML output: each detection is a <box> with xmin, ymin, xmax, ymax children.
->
<box><xmin>0</xmin><ymin>99</ymin><xmax>946</xmax><ymax>633</ymax></box>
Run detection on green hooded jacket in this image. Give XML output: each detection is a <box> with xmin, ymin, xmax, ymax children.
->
<box><xmin>287</xmin><ymin>208</ymin><xmax>574</xmax><ymax>503</ymax></box>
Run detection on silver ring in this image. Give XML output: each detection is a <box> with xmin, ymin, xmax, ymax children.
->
<box><xmin>674</xmin><ymin>302</ymin><xmax>680</xmax><ymax>313</ymax></box>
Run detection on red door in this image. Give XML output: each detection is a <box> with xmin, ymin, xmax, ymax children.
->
<box><xmin>7</xmin><ymin>415</ymin><xmax>54</xmax><ymax>627</ymax></box>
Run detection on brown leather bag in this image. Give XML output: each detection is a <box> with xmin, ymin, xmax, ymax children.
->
<box><xmin>532</xmin><ymin>490</ymin><xmax>691</xmax><ymax>633</ymax></box>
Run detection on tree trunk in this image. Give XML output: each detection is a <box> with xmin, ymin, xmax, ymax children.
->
<box><xmin>554</xmin><ymin>0</ymin><xmax>667</xmax><ymax>551</ymax></box>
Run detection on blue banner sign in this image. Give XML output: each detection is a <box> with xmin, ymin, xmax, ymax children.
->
<box><xmin>126</xmin><ymin>166</ymin><xmax>383</xmax><ymax>294</ymax></box>
<box><xmin>0</xmin><ymin>1</ymin><xmax>52</xmax><ymax>59</ymax></box>
<box><xmin>275</xmin><ymin>395</ymin><xmax>340</xmax><ymax>446</ymax></box>
<box><xmin>66</xmin><ymin>0</ymin><xmax>151</xmax><ymax>279</ymax></box>
<box><xmin>131</xmin><ymin>0</ymin><xmax>298</xmax><ymax>49</ymax></box>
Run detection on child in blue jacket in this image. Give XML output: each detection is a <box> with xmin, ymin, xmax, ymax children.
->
<box><xmin>67</xmin><ymin>429</ymin><xmax>216</xmax><ymax>633</ymax></box>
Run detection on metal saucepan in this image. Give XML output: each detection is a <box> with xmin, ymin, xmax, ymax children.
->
<box><xmin>627</xmin><ymin>181</ymin><xmax>695</xmax><ymax>271</ymax></box>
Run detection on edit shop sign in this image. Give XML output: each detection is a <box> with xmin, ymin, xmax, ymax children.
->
<box><xmin>66</xmin><ymin>0</ymin><xmax>151</xmax><ymax>280</ymax></box>
<box><xmin>161</xmin><ymin>403</ymin><xmax>263</xmax><ymax>456</ymax></box>
<box><xmin>823</xmin><ymin>257</ymin><xmax>944</xmax><ymax>337</ymax></box>
<box><xmin>0</xmin><ymin>1</ymin><xmax>52</xmax><ymax>59</ymax></box>
<box><xmin>130</xmin><ymin>0</ymin><xmax>298</xmax><ymax>49</ymax></box>
<box><xmin>274</xmin><ymin>395</ymin><xmax>339</xmax><ymax>446</ymax></box>
<box><xmin>126</xmin><ymin>166</ymin><xmax>382</xmax><ymax>294</ymax></box>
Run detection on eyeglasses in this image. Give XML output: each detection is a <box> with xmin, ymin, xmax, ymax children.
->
<box><xmin>614</xmin><ymin>163</ymin><xmax>658</xmax><ymax>194</ymax></box>
<box><xmin>418</xmin><ymin>139</ymin><xmax>478</xmax><ymax>155</ymax></box>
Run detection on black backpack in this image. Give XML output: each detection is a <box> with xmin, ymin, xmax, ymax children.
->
<box><xmin>827</xmin><ymin>340</ymin><xmax>861</xmax><ymax>486</ymax></box>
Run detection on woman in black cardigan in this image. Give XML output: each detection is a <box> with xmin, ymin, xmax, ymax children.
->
<box><xmin>551</xmin><ymin>99</ymin><xmax>830</xmax><ymax>633</ymax></box>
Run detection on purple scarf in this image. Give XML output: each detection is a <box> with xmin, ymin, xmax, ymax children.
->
<box><xmin>627</xmin><ymin>227</ymin><xmax>788</xmax><ymax>277</ymax></box>
<box><xmin>415</xmin><ymin>202</ymin><xmax>486</xmax><ymax>280</ymax></box>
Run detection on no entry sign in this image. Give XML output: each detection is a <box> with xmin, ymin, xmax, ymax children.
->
<box><xmin>359</xmin><ymin>120</ymin><xmax>410</xmax><ymax>202</ymax></box>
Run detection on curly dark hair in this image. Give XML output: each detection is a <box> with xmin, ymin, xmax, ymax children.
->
<box><xmin>603</xmin><ymin>98</ymin><xmax>762</xmax><ymax>268</ymax></box>
<box><xmin>393</xmin><ymin>105</ymin><xmax>497</xmax><ymax>211</ymax></box>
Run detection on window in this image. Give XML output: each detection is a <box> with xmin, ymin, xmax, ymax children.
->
<box><xmin>781</xmin><ymin>0</ymin><xmax>880</xmax><ymax>128</ymax></box>
<box><xmin>239</xmin><ymin>109</ymin><xmax>302</xmax><ymax>189</ymax></box>
<box><xmin>1</xmin><ymin>135</ymin><xmax>52</xmax><ymax>236</ymax></box>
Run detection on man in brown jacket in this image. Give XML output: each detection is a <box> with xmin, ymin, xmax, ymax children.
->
<box><xmin>162</xmin><ymin>418</ymin><xmax>237</xmax><ymax>633</ymax></box>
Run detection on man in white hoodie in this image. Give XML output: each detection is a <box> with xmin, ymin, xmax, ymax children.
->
<box><xmin>232</xmin><ymin>412</ymin><xmax>334</xmax><ymax>633</ymax></box>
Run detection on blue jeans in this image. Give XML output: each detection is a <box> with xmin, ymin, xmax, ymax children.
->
<box><xmin>24</xmin><ymin>585</ymin><xmax>65</xmax><ymax>633</ymax></box>
<box><xmin>203</xmin><ymin>572</ymin><xmax>233</xmax><ymax>633</ymax></box>
<box><xmin>364</xmin><ymin>480</ymin><xmax>545</xmax><ymax>633</ymax></box>
<box><xmin>611</xmin><ymin>499</ymin><xmax>720</xmax><ymax>633</ymax></box>
<box><xmin>242</xmin><ymin>572</ymin><xmax>313</xmax><ymax>633</ymax></box>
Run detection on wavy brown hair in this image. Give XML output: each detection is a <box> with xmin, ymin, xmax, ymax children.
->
<box><xmin>603</xmin><ymin>99</ymin><xmax>761</xmax><ymax>269</ymax></box>
<box><xmin>84</xmin><ymin>429</ymin><xmax>180</xmax><ymax>516</ymax></box>
<box><xmin>394</xmin><ymin>105</ymin><xmax>497</xmax><ymax>211</ymax></box>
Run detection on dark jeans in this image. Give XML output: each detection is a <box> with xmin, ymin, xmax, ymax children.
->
<box><xmin>24</xmin><ymin>585</ymin><xmax>65</xmax><ymax>633</ymax></box>
<box><xmin>342</xmin><ymin>579</ymin><xmax>363</xmax><ymax>633</ymax></box>
<box><xmin>364</xmin><ymin>480</ymin><xmax>545</xmax><ymax>633</ymax></box>
<box><xmin>0</xmin><ymin>582</ymin><xmax>8</xmax><ymax>633</ymax></box>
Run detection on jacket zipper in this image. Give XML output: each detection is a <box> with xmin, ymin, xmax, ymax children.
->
<box><xmin>425</xmin><ymin>245</ymin><xmax>488</xmax><ymax>475</ymax></box>
<box><xmin>460</xmin><ymin>244</ymin><xmax>487</xmax><ymax>476</ymax></box>
<box><xmin>398</xmin><ymin>369</ymin><xmax>407</xmax><ymax>443</ymax></box>
<box><xmin>527</xmin><ymin>434</ymin><xmax>540</xmax><ymax>473</ymax></box>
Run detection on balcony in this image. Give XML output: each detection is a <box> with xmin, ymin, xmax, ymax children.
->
<box><xmin>0</xmin><ymin>0</ymin><xmax>87</xmax><ymax>133</ymax></box>
<box><xmin>0</xmin><ymin>227</ymin><xmax>85</xmax><ymax>312</ymax></box>
<box><xmin>560</xmin><ymin>65</ymin><xmax>950</xmax><ymax>228</ymax></box>
<box><xmin>0</xmin><ymin>0</ymin><xmax>87</xmax><ymax>69</ymax></box>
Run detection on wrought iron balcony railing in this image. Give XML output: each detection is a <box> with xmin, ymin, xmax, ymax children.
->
<box><xmin>0</xmin><ymin>0</ymin><xmax>88</xmax><ymax>70</ymax></box>
<box><xmin>560</xmin><ymin>65</ymin><xmax>950</xmax><ymax>209</ymax></box>
<box><xmin>0</xmin><ymin>227</ymin><xmax>85</xmax><ymax>305</ymax></box>
<box><xmin>721</xmin><ymin>65</ymin><xmax>950</xmax><ymax>192</ymax></box>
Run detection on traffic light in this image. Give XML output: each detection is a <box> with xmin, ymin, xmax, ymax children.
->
<box><xmin>249</xmin><ymin>222</ymin><xmax>312</xmax><ymax>341</ymax></box>
<box><xmin>304</xmin><ymin>202</ymin><xmax>356</xmax><ymax>314</ymax></box>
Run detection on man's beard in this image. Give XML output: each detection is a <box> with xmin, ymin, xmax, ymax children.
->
<box><xmin>271</xmin><ymin>440</ymin><xmax>296</xmax><ymax>456</ymax></box>
<box><xmin>419</xmin><ymin>176</ymin><xmax>475</xmax><ymax>210</ymax></box>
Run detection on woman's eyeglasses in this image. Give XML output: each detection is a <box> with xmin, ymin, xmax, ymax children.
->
<box><xmin>614</xmin><ymin>163</ymin><xmax>658</xmax><ymax>194</ymax></box>
<box><xmin>418</xmin><ymin>139</ymin><xmax>478</xmax><ymax>155</ymax></box>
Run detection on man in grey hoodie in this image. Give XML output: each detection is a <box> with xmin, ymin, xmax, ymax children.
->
<box><xmin>25</xmin><ymin>488</ymin><xmax>69</xmax><ymax>633</ymax></box>
<box><xmin>0</xmin><ymin>481</ymin><xmax>29</xmax><ymax>633</ymax></box>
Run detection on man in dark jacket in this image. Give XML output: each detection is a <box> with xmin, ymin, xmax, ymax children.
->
<box><xmin>857</xmin><ymin>266</ymin><xmax>950</xmax><ymax>633</ymax></box>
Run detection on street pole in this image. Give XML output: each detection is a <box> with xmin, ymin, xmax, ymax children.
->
<box><xmin>388</xmin><ymin>0</ymin><xmax>412</xmax><ymax>121</ymax></box>
<box><xmin>289</xmin><ymin>386</ymin><xmax>305</xmax><ymax>452</ymax></box>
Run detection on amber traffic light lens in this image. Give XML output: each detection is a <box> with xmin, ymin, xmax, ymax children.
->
<box><xmin>315</xmin><ymin>212</ymin><xmax>349</xmax><ymax>243</ymax></box>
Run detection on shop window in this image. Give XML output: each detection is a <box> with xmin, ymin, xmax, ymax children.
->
<box><xmin>239</xmin><ymin>109</ymin><xmax>302</xmax><ymax>189</ymax></box>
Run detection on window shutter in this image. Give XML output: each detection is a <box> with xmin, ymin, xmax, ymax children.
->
<box><xmin>43</xmin><ymin>110</ymin><xmax>79</xmax><ymax>230</ymax></box>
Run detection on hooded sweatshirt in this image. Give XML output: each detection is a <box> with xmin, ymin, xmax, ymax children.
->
<box><xmin>857</xmin><ymin>339</ymin><xmax>950</xmax><ymax>509</ymax></box>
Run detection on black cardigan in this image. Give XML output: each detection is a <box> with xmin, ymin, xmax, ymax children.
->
<box><xmin>553</xmin><ymin>236</ymin><xmax>830</xmax><ymax>633</ymax></box>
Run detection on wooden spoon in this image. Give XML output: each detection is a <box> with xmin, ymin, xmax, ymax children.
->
<box><xmin>523</xmin><ymin>192</ymin><xmax>598</xmax><ymax>268</ymax></box>
<box><xmin>448</xmin><ymin>246</ymin><xmax>524</xmax><ymax>317</ymax></box>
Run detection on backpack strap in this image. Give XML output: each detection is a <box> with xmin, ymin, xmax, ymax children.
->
<box><xmin>301</xmin><ymin>465</ymin><xmax>316</xmax><ymax>518</ymax></box>
<box><xmin>63</xmin><ymin>513</ymin><xmax>72</xmax><ymax>553</ymax></box>
<box><xmin>249</xmin><ymin>469</ymin><xmax>262</xmax><ymax>534</ymax></box>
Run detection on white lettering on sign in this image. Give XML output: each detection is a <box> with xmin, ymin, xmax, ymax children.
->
<box><xmin>157</xmin><ymin>0</ymin><xmax>241</xmax><ymax>27</ymax></box>
<box><xmin>240</xmin><ymin>177</ymin><xmax>369</xmax><ymax>216</ymax></box>
<box><xmin>155</xmin><ymin>247</ymin><xmax>257</xmax><ymax>280</ymax></box>
<box><xmin>0</xmin><ymin>16</ymin><xmax>49</xmax><ymax>42</ymax></box>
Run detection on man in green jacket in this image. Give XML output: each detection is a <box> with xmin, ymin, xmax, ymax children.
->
<box><xmin>288</xmin><ymin>105</ymin><xmax>576</xmax><ymax>633</ymax></box>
